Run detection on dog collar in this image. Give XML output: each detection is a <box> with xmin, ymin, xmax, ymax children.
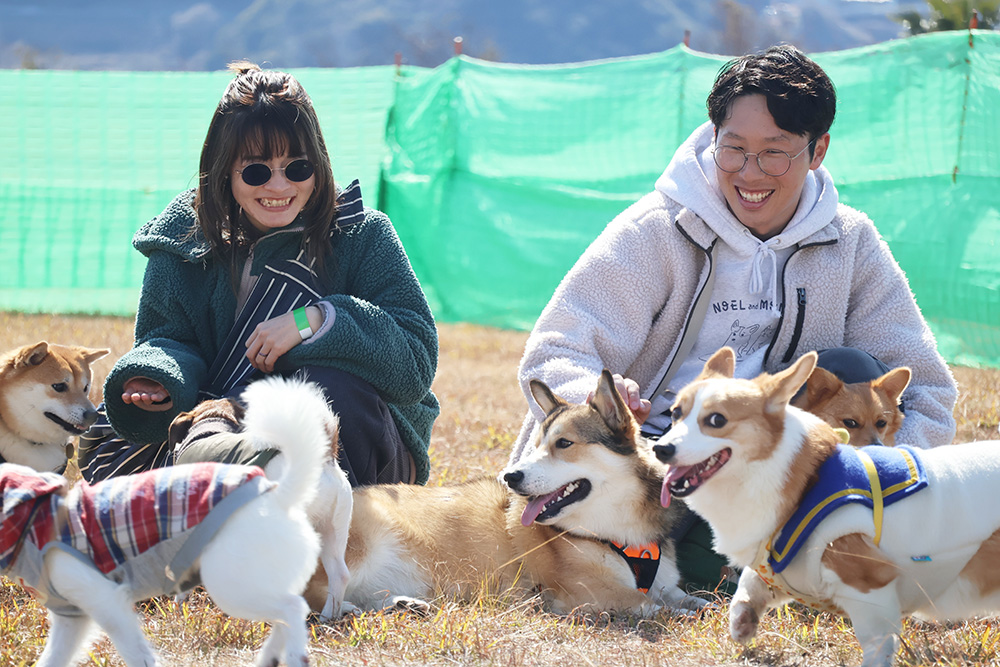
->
<box><xmin>608</xmin><ymin>540</ymin><xmax>661</xmax><ymax>593</ymax></box>
<box><xmin>752</xmin><ymin>541</ymin><xmax>844</xmax><ymax>614</ymax></box>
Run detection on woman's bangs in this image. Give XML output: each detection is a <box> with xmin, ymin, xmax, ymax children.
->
<box><xmin>236</xmin><ymin>114</ymin><xmax>306</xmax><ymax>162</ymax></box>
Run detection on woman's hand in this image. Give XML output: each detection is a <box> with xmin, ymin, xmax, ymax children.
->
<box><xmin>587</xmin><ymin>373</ymin><xmax>651</xmax><ymax>424</ymax></box>
<box><xmin>122</xmin><ymin>377</ymin><xmax>173</xmax><ymax>412</ymax></box>
<box><xmin>246</xmin><ymin>306</ymin><xmax>320</xmax><ymax>373</ymax></box>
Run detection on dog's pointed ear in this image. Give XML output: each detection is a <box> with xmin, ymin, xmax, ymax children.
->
<box><xmin>13</xmin><ymin>342</ymin><xmax>50</xmax><ymax>369</ymax></box>
<box><xmin>590</xmin><ymin>369</ymin><xmax>634</xmax><ymax>437</ymax></box>
<box><xmin>697</xmin><ymin>347</ymin><xmax>736</xmax><ymax>380</ymax></box>
<box><xmin>764</xmin><ymin>352</ymin><xmax>817</xmax><ymax>414</ymax></box>
<box><xmin>873</xmin><ymin>367</ymin><xmax>911</xmax><ymax>404</ymax></box>
<box><xmin>529</xmin><ymin>378</ymin><xmax>567</xmax><ymax>416</ymax></box>
<box><xmin>794</xmin><ymin>366</ymin><xmax>843</xmax><ymax>410</ymax></box>
<box><xmin>79</xmin><ymin>347</ymin><xmax>111</xmax><ymax>365</ymax></box>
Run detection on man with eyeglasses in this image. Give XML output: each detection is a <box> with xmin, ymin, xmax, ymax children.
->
<box><xmin>506</xmin><ymin>45</ymin><xmax>957</xmax><ymax>594</ymax></box>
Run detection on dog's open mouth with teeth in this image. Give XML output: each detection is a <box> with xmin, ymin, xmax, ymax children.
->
<box><xmin>520</xmin><ymin>479</ymin><xmax>592</xmax><ymax>526</ymax></box>
<box><xmin>659</xmin><ymin>448</ymin><xmax>731</xmax><ymax>507</ymax></box>
<box><xmin>44</xmin><ymin>412</ymin><xmax>88</xmax><ymax>435</ymax></box>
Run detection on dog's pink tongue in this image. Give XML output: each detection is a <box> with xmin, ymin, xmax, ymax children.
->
<box><xmin>521</xmin><ymin>491</ymin><xmax>559</xmax><ymax>526</ymax></box>
<box><xmin>660</xmin><ymin>475</ymin><xmax>673</xmax><ymax>508</ymax></box>
<box><xmin>660</xmin><ymin>465</ymin><xmax>693</xmax><ymax>508</ymax></box>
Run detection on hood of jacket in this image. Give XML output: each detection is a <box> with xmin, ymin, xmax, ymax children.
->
<box><xmin>654</xmin><ymin>122</ymin><xmax>840</xmax><ymax>256</ymax></box>
<box><xmin>132</xmin><ymin>189</ymin><xmax>212</xmax><ymax>262</ymax></box>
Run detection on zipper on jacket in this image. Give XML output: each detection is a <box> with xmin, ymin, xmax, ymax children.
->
<box><xmin>782</xmin><ymin>288</ymin><xmax>807</xmax><ymax>363</ymax></box>
<box><xmin>646</xmin><ymin>234</ymin><xmax>718</xmax><ymax>401</ymax></box>
<box><xmin>763</xmin><ymin>238</ymin><xmax>834</xmax><ymax>366</ymax></box>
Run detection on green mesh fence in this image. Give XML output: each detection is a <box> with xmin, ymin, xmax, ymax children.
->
<box><xmin>382</xmin><ymin>31</ymin><xmax>1000</xmax><ymax>368</ymax></box>
<box><xmin>2</xmin><ymin>31</ymin><xmax>998</xmax><ymax>367</ymax></box>
<box><xmin>0</xmin><ymin>66</ymin><xmax>400</xmax><ymax>314</ymax></box>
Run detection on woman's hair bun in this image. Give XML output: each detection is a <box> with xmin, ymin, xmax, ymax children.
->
<box><xmin>227</xmin><ymin>60</ymin><xmax>262</xmax><ymax>77</ymax></box>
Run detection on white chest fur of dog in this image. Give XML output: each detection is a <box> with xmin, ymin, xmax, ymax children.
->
<box><xmin>0</xmin><ymin>341</ymin><xmax>109</xmax><ymax>472</ymax></box>
<box><xmin>653</xmin><ymin>347</ymin><xmax>1000</xmax><ymax>667</ymax></box>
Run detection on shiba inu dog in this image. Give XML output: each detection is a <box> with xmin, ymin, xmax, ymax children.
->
<box><xmin>310</xmin><ymin>370</ymin><xmax>705</xmax><ymax>617</ymax></box>
<box><xmin>654</xmin><ymin>346</ymin><xmax>1000</xmax><ymax>667</ymax></box>
<box><xmin>793</xmin><ymin>365</ymin><xmax>910</xmax><ymax>446</ymax></box>
<box><xmin>168</xmin><ymin>376</ymin><xmax>354</xmax><ymax>620</ymax></box>
<box><xmin>1</xmin><ymin>376</ymin><xmax>330</xmax><ymax>666</ymax></box>
<box><xmin>0</xmin><ymin>341</ymin><xmax>109</xmax><ymax>472</ymax></box>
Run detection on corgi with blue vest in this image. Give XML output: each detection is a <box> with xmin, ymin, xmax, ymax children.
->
<box><xmin>653</xmin><ymin>347</ymin><xmax>1000</xmax><ymax>667</ymax></box>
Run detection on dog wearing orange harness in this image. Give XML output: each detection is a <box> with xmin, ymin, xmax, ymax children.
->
<box><xmin>309</xmin><ymin>371</ymin><xmax>705</xmax><ymax>617</ymax></box>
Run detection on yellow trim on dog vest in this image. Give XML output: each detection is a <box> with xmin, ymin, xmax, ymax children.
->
<box><xmin>768</xmin><ymin>446</ymin><xmax>925</xmax><ymax>569</ymax></box>
<box><xmin>750</xmin><ymin>446</ymin><xmax>929</xmax><ymax>613</ymax></box>
<box><xmin>856</xmin><ymin>449</ymin><xmax>884</xmax><ymax>546</ymax></box>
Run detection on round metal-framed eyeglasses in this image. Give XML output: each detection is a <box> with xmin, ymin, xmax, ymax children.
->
<box><xmin>713</xmin><ymin>140</ymin><xmax>815</xmax><ymax>177</ymax></box>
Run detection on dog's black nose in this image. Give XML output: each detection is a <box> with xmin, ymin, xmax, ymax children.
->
<box><xmin>503</xmin><ymin>470</ymin><xmax>524</xmax><ymax>489</ymax></box>
<box><xmin>652</xmin><ymin>443</ymin><xmax>676</xmax><ymax>462</ymax></box>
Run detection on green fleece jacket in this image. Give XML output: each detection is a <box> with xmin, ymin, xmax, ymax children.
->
<box><xmin>104</xmin><ymin>186</ymin><xmax>439</xmax><ymax>483</ymax></box>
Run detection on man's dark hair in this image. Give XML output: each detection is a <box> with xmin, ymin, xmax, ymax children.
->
<box><xmin>707</xmin><ymin>45</ymin><xmax>837</xmax><ymax>145</ymax></box>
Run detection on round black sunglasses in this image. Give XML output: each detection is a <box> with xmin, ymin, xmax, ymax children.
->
<box><xmin>235</xmin><ymin>159</ymin><xmax>315</xmax><ymax>186</ymax></box>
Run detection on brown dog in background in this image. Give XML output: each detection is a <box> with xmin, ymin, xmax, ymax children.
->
<box><xmin>792</xmin><ymin>365</ymin><xmax>910</xmax><ymax>447</ymax></box>
<box><xmin>0</xmin><ymin>341</ymin><xmax>109</xmax><ymax>472</ymax></box>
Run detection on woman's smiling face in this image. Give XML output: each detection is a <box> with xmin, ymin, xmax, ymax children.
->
<box><xmin>231</xmin><ymin>153</ymin><xmax>315</xmax><ymax>234</ymax></box>
<box><xmin>714</xmin><ymin>94</ymin><xmax>829</xmax><ymax>240</ymax></box>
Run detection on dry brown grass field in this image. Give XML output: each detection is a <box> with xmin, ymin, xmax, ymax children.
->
<box><xmin>2</xmin><ymin>312</ymin><xmax>999</xmax><ymax>666</ymax></box>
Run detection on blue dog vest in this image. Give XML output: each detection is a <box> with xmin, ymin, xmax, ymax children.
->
<box><xmin>768</xmin><ymin>445</ymin><xmax>928</xmax><ymax>574</ymax></box>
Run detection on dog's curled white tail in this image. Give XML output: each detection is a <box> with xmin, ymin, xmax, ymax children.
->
<box><xmin>240</xmin><ymin>375</ymin><xmax>334</xmax><ymax>511</ymax></box>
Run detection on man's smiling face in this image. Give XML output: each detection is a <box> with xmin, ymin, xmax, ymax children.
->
<box><xmin>714</xmin><ymin>94</ymin><xmax>829</xmax><ymax>240</ymax></box>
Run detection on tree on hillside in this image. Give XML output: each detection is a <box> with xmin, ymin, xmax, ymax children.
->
<box><xmin>895</xmin><ymin>0</ymin><xmax>1000</xmax><ymax>34</ymax></box>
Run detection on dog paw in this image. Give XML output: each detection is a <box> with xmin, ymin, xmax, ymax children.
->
<box><xmin>729</xmin><ymin>603</ymin><xmax>759</xmax><ymax>644</ymax></box>
<box><xmin>338</xmin><ymin>600</ymin><xmax>361</xmax><ymax>617</ymax></box>
<box><xmin>390</xmin><ymin>595</ymin><xmax>432</xmax><ymax>616</ymax></box>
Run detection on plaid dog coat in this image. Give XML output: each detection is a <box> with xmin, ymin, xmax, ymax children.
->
<box><xmin>0</xmin><ymin>462</ymin><xmax>274</xmax><ymax>616</ymax></box>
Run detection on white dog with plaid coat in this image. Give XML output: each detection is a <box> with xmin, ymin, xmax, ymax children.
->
<box><xmin>0</xmin><ymin>378</ymin><xmax>332</xmax><ymax>667</ymax></box>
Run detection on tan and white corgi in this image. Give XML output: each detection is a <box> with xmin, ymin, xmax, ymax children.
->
<box><xmin>793</xmin><ymin>365</ymin><xmax>910</xmax><ymax>446</ymax></box>
<box><xmin>653</xmin><ymin>347</ymin><xmax>1000</xmax><ymax>667</ymax></box>
<box><xmin>308</xmin><ymin>370</ymin><xmax>706</xmax><ymax>618</ymax></box>
<box><xmin>0</xmin><ymin>341</ymin><xmax>109</xmax><ymax>472</ymax></box>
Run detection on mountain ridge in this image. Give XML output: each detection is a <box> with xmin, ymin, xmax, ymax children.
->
<box><xmin>1</xmin><ymin>0</ymin><xmax>932</xmax><ymax>70</ymax></box>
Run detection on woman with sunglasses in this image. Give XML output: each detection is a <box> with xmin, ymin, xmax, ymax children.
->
<box><xmin>79</xmin><ymin>62</ymin><xmax>439</xmax><ymax>487</ymax></box>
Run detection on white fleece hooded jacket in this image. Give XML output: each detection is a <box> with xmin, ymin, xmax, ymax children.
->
<box><xmin>509</xmin><ymin>123</ymin><xmax>957</xmax><ymax>463</ymax></box>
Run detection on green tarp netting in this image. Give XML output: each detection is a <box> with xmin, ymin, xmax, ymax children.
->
<box><xmin>2</xmin><ymin>31</ymin><xmax>998</xmax><ymax>367</ymax></box>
